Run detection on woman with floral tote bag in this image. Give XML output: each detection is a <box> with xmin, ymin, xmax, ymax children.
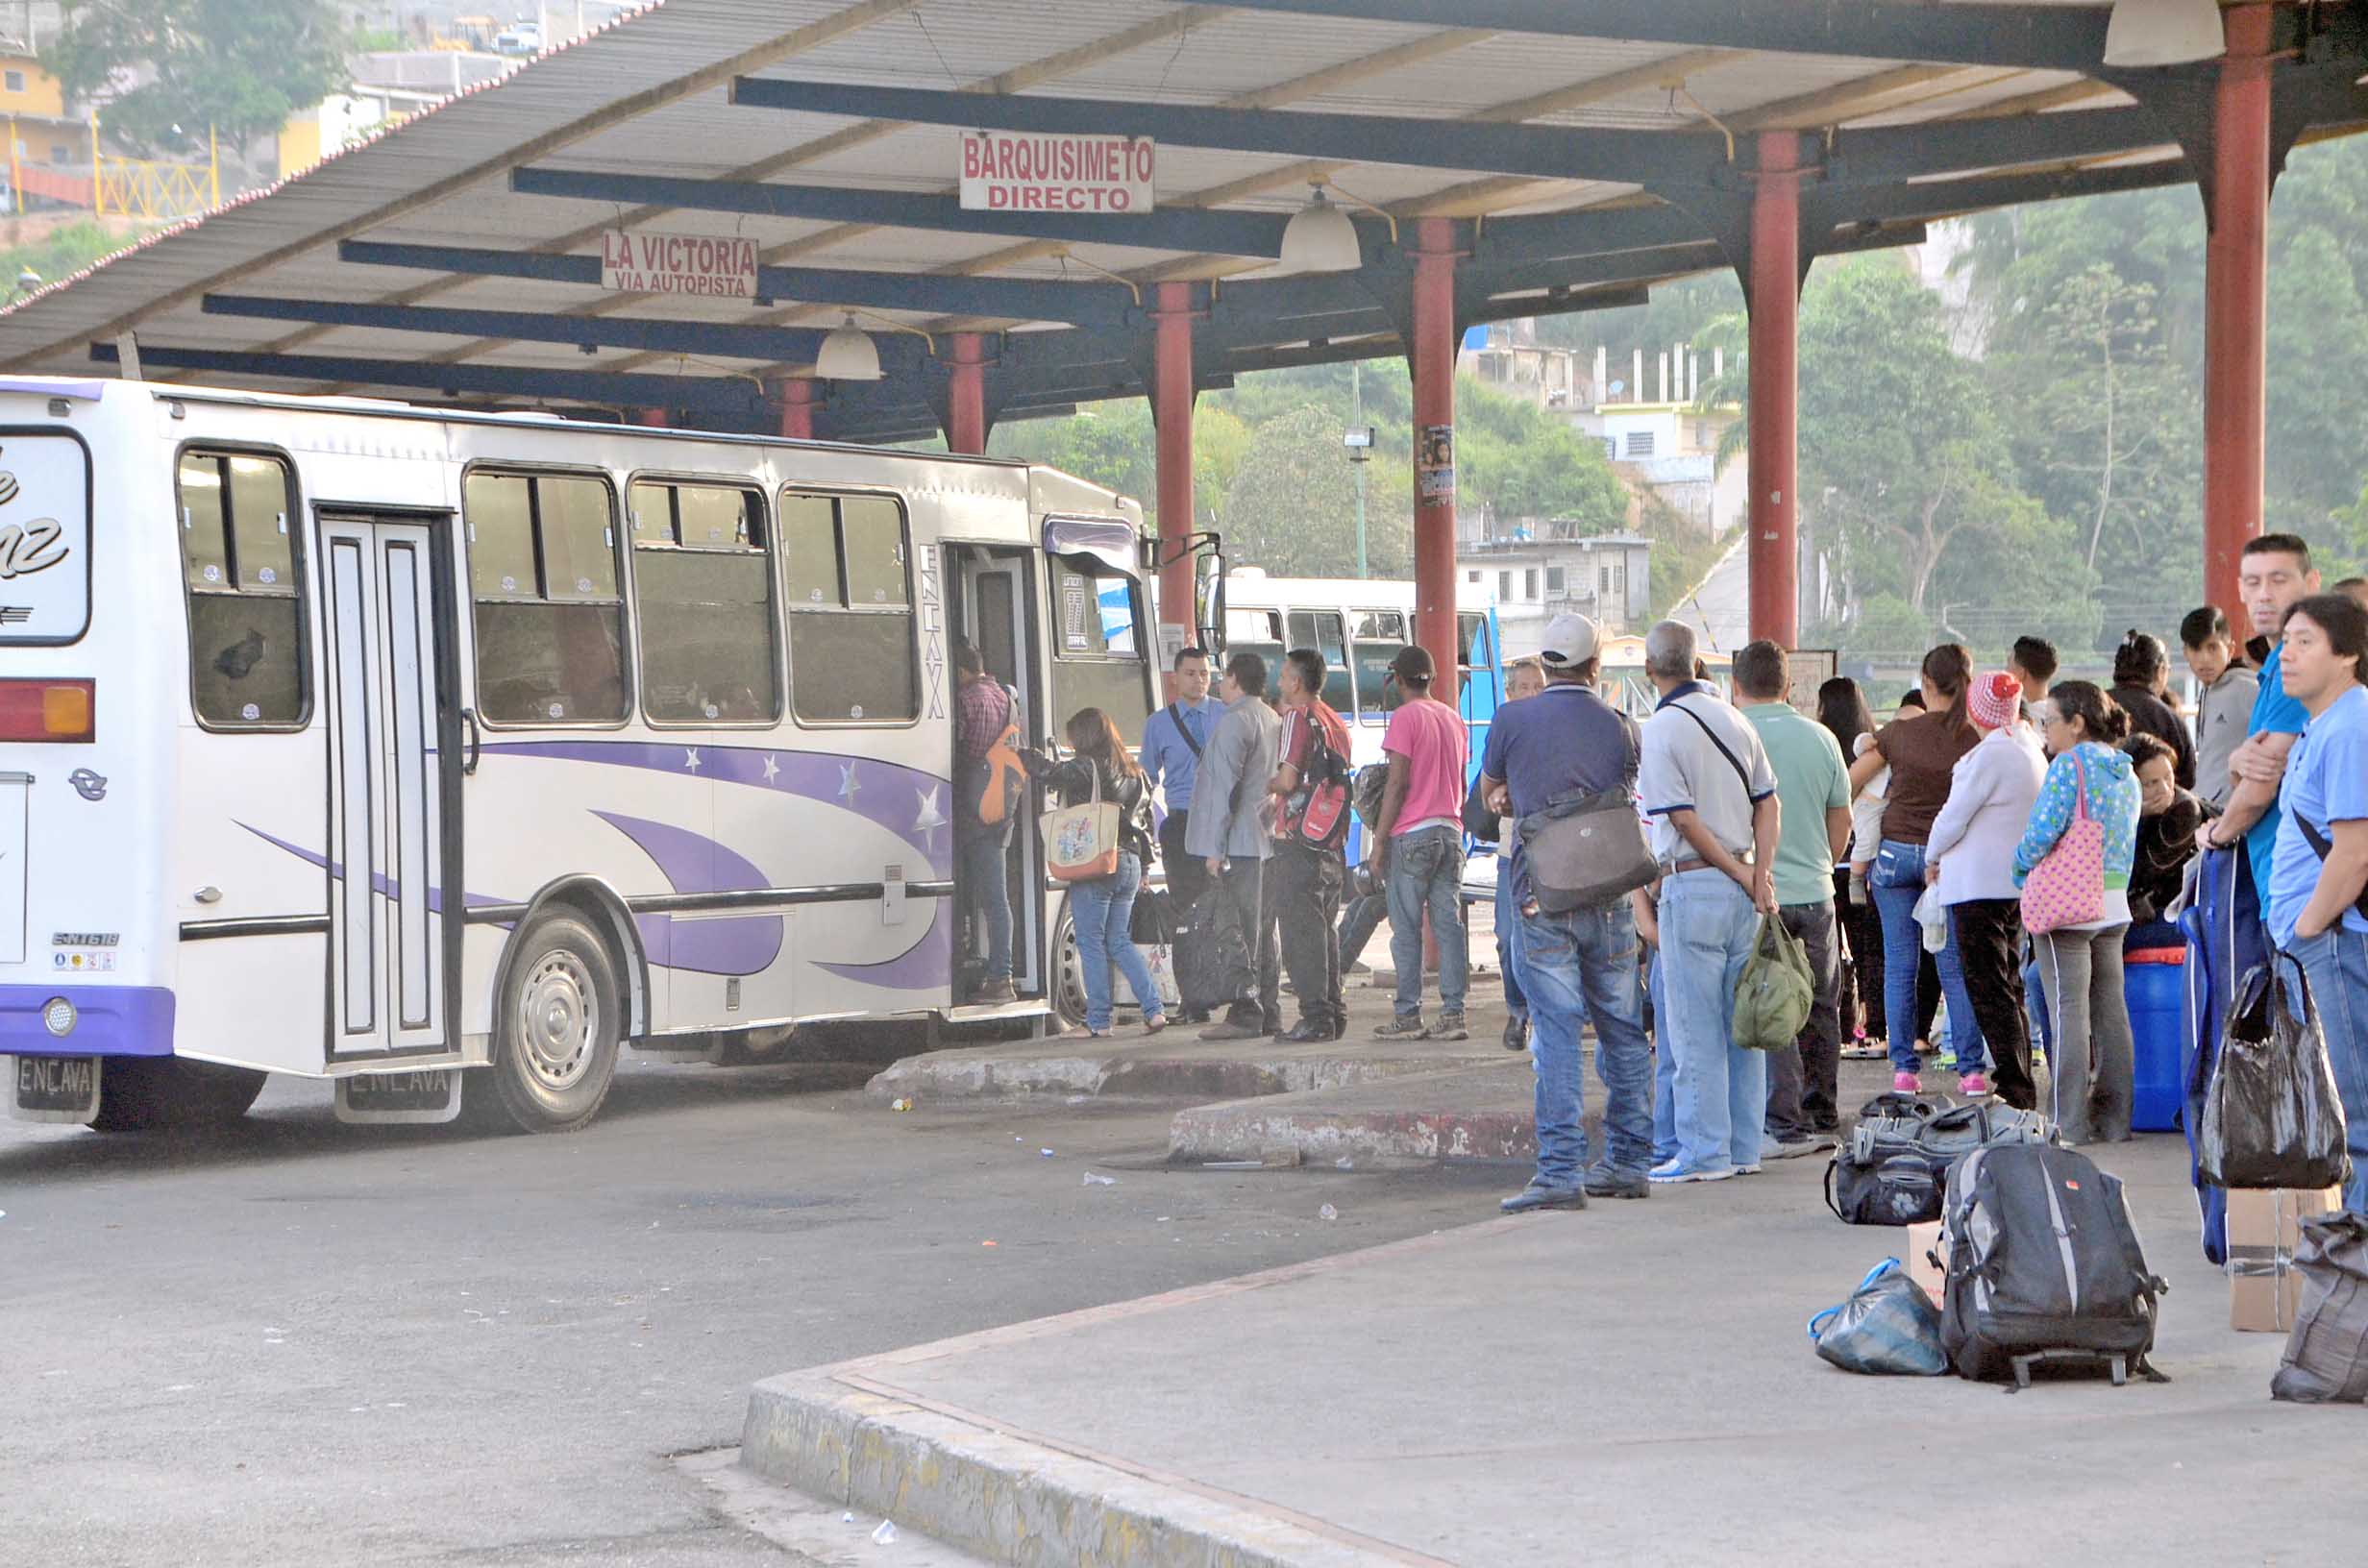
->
<box><xmin>2013</xmin><ymin>681</ymin><xmax>2142</xmax><ymax>1143</ymax></box>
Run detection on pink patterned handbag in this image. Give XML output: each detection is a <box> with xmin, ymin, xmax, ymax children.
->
<box><xmin>2020</xmin><ymin>751</ymin><xmax>2105</xmax><ymax>935</ymax></box>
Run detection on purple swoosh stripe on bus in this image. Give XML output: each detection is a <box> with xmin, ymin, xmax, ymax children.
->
<box><xmin>482</xmin><ymin>741</ymin><xmax>950</xmax><ymax>876</ymax></box>
<box><xmin>590</xmin><ymin>811</ymin><xmax>782</xmax><ymax>976</ymax></box>
<box><xmin>814</xmin><ymin>899</ymin><xmax>950</xmax><ymax>992</ymax></box>
<box><xmin>236</xmin><ymin>823</ymin><xmax>512</xmax><ymax>916</ymax></box>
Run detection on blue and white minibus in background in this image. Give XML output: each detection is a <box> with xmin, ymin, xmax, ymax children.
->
<box><xmin>0</xmin><ymin>377</ymin><xmax>1176</xmax><ymax>1132</ymax></box>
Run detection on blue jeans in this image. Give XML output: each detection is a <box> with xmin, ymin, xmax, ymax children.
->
<box><xmin>2284</xmin><ymin>925</ymin><xmax>2368</xmax><ymax>1213</ymax></box>
<box><xmin>1650</xmin><ymin>950</ymin><xmax>1677</xmax><ymax>1164</ymax></box>
<box><xmin>1387</xmin><ymin>823</ymin><xmax>1468</xmax><ymax>1019</ymax></box>
<box><xmin>1070</xmin><ymin>851</ymin><xmax>1162</xmax><ymax>1032</ymax></box>
<box><xmin>2024</xmin><ymin>948</ymin><xmax>2052</xmax><ymax>1065</ymax></box>
<box><xmin>1868</xmin><ymin>840</ymin><xmax>1986</xmax><ymax>1076</ymax></box>
<box><xmin>958</xmin><ymin>818</ymin><xmax>1015</xmax><ymax>984</ymax></box>
<box><xmin>1659</xmin><ymin>868</ymin><xmax>1765</xmax><ymax>1172</ymax></box>
<box><xmin>1495</xmin><ymin>862</ymin><xmax>1528</xmax><ymax>1015</ymax></box>
<box><xmin>1515</xmin><ymin>896</ymin><xmax>1654</xmax><ymax>1185</ymax></box>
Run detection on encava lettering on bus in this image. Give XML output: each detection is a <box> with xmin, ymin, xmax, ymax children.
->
<box><xmin>597</xmin><ymin>231</ymin><xmax>759</xmax><ymax>298</ymax></box>
<box><xmin>0</xmin><ymin>436</ymin><xmax>90</xmax><ymax>645</ymax></box>
<box><xmin>957</xmin><ymin>132</ymin><xmax>1154</xmax><ymax>213</ymax></box>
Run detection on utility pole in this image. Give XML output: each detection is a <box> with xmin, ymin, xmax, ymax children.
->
<box><xmin>1351</xmin><ymin>360</ymin><xmax>1368</xmax><ymax>577</ymax></box>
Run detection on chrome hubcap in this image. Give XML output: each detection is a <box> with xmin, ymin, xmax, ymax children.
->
<box><xmin>516</xmin><ymin>949</ymin><xmax>599</xmax><ymax>1091</ymax></box>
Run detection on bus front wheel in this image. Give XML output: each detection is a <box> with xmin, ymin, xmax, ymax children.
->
<box><xmin>484</xmin><ymin>911</ymin><xmax>623</xmax><ymax>1133</ymax></box>
<box><xmin>88</xmin><ymin>1058</ymin><xmax>267</xmax><ymax>1133</ymax></box>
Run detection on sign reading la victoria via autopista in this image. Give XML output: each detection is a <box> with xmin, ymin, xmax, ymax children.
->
<box><xmin>599</xmin><ymin>231</ymin><xmax>759</xmax><ymax>297</ymax></box>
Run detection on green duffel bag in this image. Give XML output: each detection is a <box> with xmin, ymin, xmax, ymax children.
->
<box><xmin>1734</xmin><ymin>911</ymin><xmax>1814</xmax><ymax>1051</ymax></box>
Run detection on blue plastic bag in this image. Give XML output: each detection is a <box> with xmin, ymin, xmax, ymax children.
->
<box><xmin>1809</xmin><ymin>1259</ymin><xmax>1950</xmax><ymax>1376</ymax></box>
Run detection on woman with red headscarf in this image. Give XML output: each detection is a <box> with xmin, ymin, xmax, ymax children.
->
<box><xmin>1921</xmin><ymin>670</ymin><xmax>2048</xmax><ymax>1107</ymax></box>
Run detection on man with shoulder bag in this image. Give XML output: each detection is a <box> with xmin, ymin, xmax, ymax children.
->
<box><xmin>1263</xmin><ymin>649</ymin><xmax>1355</xmax><ymax>1041</ymax></box>
<box><xmin>1477</xmin><ymin>614</ymin><xmax>1660</xmax><ymax>1213</ymax></box>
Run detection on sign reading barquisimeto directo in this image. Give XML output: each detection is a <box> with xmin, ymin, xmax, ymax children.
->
<box><xmin>599</xmin><ymin>231</ymin><xmax>759</xmax><ymax>297</ymax></box>
<box><xmin>959</xmin><ymin>132</ymin><xmax>1154</xmax><ymax>212</ymax></box>
<box><xmin>0</xmin><ymin>434</ymin><xmax>91</xmax><ymax>645</ymax></box>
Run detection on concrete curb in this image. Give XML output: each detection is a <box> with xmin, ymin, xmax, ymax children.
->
<box><xmin>740</xmin><ymin>1371</ymin><xmax>1407</xmax><ymax>1567</ymax></box>
<box><xmin>1167</xmin><ymin>1100</ymin><xmax>1535</xmax><ymax>1164</ymax></box>
<box><xmin>865</xmin><ymin>1049</ymin><xmax>1485</xmax><ymax>1105</ymax></box>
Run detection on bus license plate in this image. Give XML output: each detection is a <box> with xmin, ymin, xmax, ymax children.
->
<box><xmin>335</xmin><ymin>1068</ymin><xmax>461</xmax><ymax>1125</ymax></box>
<box><xmin>12</xmin><ymin>1055</ymin><xmax>99</xmax><ymax>1121</ymax></box>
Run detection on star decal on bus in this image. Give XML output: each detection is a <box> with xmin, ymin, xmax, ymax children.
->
<box><xmin>839</xmin><ymin>762</ymin><xmax>860</xmax><ymax>803</ymax></box>
<box><xmin>912</xmin><ymin>784</ymin><xmax>947</xmax><ymax>835</ymax></box>
<box><xmin>683</xmin><ymin>747</ymin><xmax>702</xmax><ymax>772</ymax></box>
<box><xmin>760</xmin><ymin>753</ymin><xmax>779</xmax><ymax>783</ymax></box>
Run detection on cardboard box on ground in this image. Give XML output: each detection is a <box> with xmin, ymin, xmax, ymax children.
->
<box><xmin>2228</xmin><ymin>1188</ymin><xmax>2344</xmax><ymax>1333</ymax></box>
<box><xmin>1905</xmin><ymin>1220</ymin><xmax>1946</xmax><ymax>1306</ymax></box>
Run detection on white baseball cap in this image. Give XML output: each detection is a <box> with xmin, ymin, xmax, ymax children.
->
<box><xmin>1538</xmin><ymin>613</ymin><xmax>1602</xmax><ymax>669</ymax></box>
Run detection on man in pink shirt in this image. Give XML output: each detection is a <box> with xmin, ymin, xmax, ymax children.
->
<box><xmin>1369</xmin><ymin>646</ymin><xmax>1470</xmax><ymax>1040</ymax></box>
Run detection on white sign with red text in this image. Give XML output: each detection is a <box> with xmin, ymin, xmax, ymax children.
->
<box><xmin>599</xmin><ymin>231</ymin><xmax>758</xmax><ymax>297</ymax></box>
<box><xmin>958</xmin><ymin>132</ymin><xmax>1154</xmax><ymax>213</ymax></box>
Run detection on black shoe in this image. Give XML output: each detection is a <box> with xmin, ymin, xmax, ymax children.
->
<box><xmin>1583</xmin><ymin>1164</ymin><xmax>1651</xmax><ymax>1200</ymax></box>
<box><xmin>1500</xmin><ymin>1180</ymin><xmax>1589</xmax><ymax>1213</ymax></box>
<box><xmin>1277</xmin><ymin>1020</ymin><xmax>1333</xmax><ymax>1043</ymax></box>
<box><xmin>1501</xmin><ymin>1012</ymin><xmax>1530</xmax><ymax>1052</ymax></box>
<box><xmin>1197</xmin><ymin>1018</ymin><xmax>1265</xmax><ymax>1041</ymax></box>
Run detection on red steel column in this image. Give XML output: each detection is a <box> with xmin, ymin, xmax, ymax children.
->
<box><xmin>774</xmin><ymin>378</ymin><xmax>816</xmax><ymax>441</ymax></box>
<box><xmin>2204</xmin><ymin>4</ymin><xmax>2274</xmax><ymax>621</ymax></box>
<box><xmin>1410</xmin><ymin>216</ymin><xmax>1461</xmax><ymax>698</ymax></box>
<box><xmin>1152</xmin><ymin>281</ymin><xmax>1198</xmax><ymax>669</ymax></box>
<box><xmin>1746</xmin><ymin>131</ymin><xmax>1801</xmax><ymax>649</ymax></box>
<box><xmin>945</xmin><ymin>331</ymin><xmax>988</xmax><ymax>454</ymax></box>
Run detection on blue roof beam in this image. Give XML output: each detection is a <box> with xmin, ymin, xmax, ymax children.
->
<box><xmin>202</xmin><ymin>293</ymin><xmax>836</xmax><ymax>362</ymax></box>
<box><xmin>335</xmin><ymin>239</ymin><xmax>1142</xmax><ymax>328</ymax></box>
<box><xmin>509</xmin><ymin>165</ymin><xmax>1294</xmax><ymax>258</ymax></box>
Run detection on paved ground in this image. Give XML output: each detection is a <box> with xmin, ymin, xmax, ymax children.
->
<box><xmin>752</xmin><ymin>1128</ymin><xmax>2353</xmax><ymax>1567</ymax></box>
<box><xmin>0</xmin><ymin>1050</ymin><xmax>1517</xmax><ymax>1567</ymax></box>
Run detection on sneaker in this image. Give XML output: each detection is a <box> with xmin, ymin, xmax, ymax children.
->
<box><xmin>1499</xmin><ymin>1179</ymin><xmax>1589</xmax><ymax>1213</ymax></box>
<box><xmin>1372</xmin><ymin>1015</ymin><xmax>1430</xmax><ymax>1041</ymax></box>
<box><xmin>1734</xmin><ymin>1164</ymin><xmax>1764</xmax><ymax>1176</ymax></box>
<box><xmin>1648</xmin><ymin>1159</ymin><xmax>1736</xmax><ymax>1185</ymax></box>
<box><xmin>1892</xmin><ymin>1070</ymin><xmax>1923</xmax><ymax>1093</ymax></box>
<box><xmin>1959</xmin><ymin>1071</ymin><xmax>1992</xmax><ymax>1097</ymax></box>
<box><xmin>1430</xmin><ymin>1011</ymin><xmax>1470</xmax><ymax>1042</ymax></box>
<box><xmin>1764</xmin><ymin>1136</ymin><xmax>1831</xmax><ymax>1161</ymax></box>
<box><xmin>1583</xmin><ymin>1164</ymin><xmax>1651</xmax><ymax>1200</ymax></box>
<box><xmin>1840</xmin><ymin>1035</ymin><xmax>1887</xmax><ymax>1060</ymax></box>
<box><xmin>1501</xmin><ymin>1012</ymin><xmax>1530</xmax><ymax>1052</ymax></box>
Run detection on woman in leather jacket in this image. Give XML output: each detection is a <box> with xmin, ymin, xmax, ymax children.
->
<box><xmin>1026</xmin><ymin>710</ymin><xmax>1165</xmax><ymax>1038</ymax></box>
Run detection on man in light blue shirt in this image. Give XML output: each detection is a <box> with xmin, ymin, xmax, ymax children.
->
<box><xmin>1140</xmin><ymin>646</ymin><xmax>1221</xmax><ymax>910</ymax></box>
<box><xmin>2202</xmin><ymin>535</ymin><xmax>2320</xmax><ymax>903</ymax></box>
<box><xmin>2263</xmin><ymin>593</ymin><xmax>2368</xmax><ymax>1211</ymax></box>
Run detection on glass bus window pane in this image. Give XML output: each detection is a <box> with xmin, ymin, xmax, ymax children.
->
<box><xmin>1348</xmin><ymin>610</ymin><xmax>1404</xmax><ymax>643</ymax></box>
<box><xmin>1052</xmin><ymin>655</ymin><xmax>1152</xmax><ymax>747</ymax></box>
<box><xmin>1312</xmin><ymin>610</ymin><xmax>1351</xmax><ymax>712</ymax></box>
<box><xmin>1054</xmin><ymin>562</ymin><xmax>1140</xmax><ymax>658</ymax></box>
<box><xmin>178</xmin><ymin>453</ymin><xmax>231</xmax><ymax>590</ymax></box>
<box><xmin>778</xmin><ymin>492</ymin><xmax>839</xmax><ymax>606</ymax></box>
<box><xmin>1353</xmin><ymin>641</ymin><xmax>1402</xmax><ymax>716</ymax></box>
<box><xmin>627</xmin><ymin>480</ymin><xmax>672</xmax><ymax>543</ymax></box>
<box><xmin>635</xmin><ymin>550</ymin><xmax>779</xmax><ymax>723</ymax></box>
<box><xmin>189</xmin><ymin>593</ymin><xmax>304</xmax><ymax>725</ymax></box>
<box><xmin>789</xmin><ymin>614</ymin><xmax>917</xmax><ymax>723</ymax></box>
<box><xmin>676</xmin><ymin>483</ymin><xmax>754</xmax><ymax>550</ymax></box>
<box><xmin>1458</xmin><ymin>612</ymin><xmax>1490</xmax><ymax>672</ymax></box>
<box><xmin>840</xmin><ymin>496</ymin><xmax>908</xmax><ymax>607</ymax></box>
<box><xmin>539</xmin><ymin>477</ymin><xmax>619</xmax><ymax>602</ymax></box>
<box><xmin>464</xmin><ymin>473</ymin><xmax>536</xmax><ymax>599</ymax></box>
<box><xmin>226</xmin><ymin>455</ymin><xmax>293</xmax><ymax>594</ymax></box>
<box><xmin>1223</xmin><ymin>607</ymin><xmax>1278</xmax><ymax>644</ymax></box>
<box><xmin>474</xmin><ymin>602</ymin><xmax>628</xmax><ymax>723</ymax></box>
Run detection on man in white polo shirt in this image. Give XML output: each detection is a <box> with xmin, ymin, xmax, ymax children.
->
<box><xmin>1638</xmin><ymin>621</ymin><xmax>1780</xmax><ymax>1184</ymax></box>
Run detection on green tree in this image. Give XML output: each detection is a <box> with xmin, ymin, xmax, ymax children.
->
<box><xmin>1452</xmin><ymin>373</ymin><xmax>1628</xmax><ymax>531</ymax></box>
<box><xmin>1218</xmin><ymin>403</ymin><xmax>1414</xmax><ymax>576</ymax></box>
<box><xmin>0</xmin><ymin>220</ymin><xmax>153</xmax><ymax>294</ymax></box>
<box><xmin>48</xmin><ymin>0</ymin><xmax>350</xmax><ymax>153</ymax></box>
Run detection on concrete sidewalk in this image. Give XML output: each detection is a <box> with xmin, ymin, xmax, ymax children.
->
<box><xmin>738</xmin><ymin>1132</ymin><xmax>2348</xmax><ymax>1566</ymax></box>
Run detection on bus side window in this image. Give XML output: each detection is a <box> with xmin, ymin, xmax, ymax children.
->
<box><xmin>178</xmin><ymin>450</ymin><xmax>306</xmax><ymax>727</ymax></box>
<box><xmin>1348</xmin><ymin>610</ymin><xmax>1405</xmax><ymax>719</ymax></box>
<box><xmin>1285</xmin><ymin>608</ymin><xmax>1351</xmax><ymax>714</ymax></box>
<box><xmin>464</xmin><ymin>470</ymin><xmax>629</xmax><ymax>725</ymax></box>
<box><xmin>779</xmin><ymin>489</ymin><xmax>917</xmax><ymax>724</ymax></box>
<box><xmin>629</xmin><ymin>478</ymin><xmax>779</xmax><ymax>724</ymax></box>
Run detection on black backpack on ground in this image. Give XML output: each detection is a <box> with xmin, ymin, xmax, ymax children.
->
<box><xmin>1825</xmin><ymin>1094</ymin><xmax>2056</xmax><ymax>1226</ymax></box>
<box><xmin>1173</xmin><ymin>884</ymin><xmax>1246</xmax><ymax>1016</ymax></box>
<box><xmin>1936</xmin><ymin>1142</ymin><xmax>2167</xmax><ymax>1387</ymax></box>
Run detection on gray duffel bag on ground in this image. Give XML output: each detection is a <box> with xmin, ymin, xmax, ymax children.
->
<box><xmin>2274</xmin><ymin>1211</ymin><xmax>2368</xmax><ymax>1404</ymax></box>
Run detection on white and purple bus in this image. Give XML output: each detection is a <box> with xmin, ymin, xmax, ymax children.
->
<box><xmin>0</xmin><ymin>379</ymin><xmax>1161</xmax><ymax>1132</ymax></box>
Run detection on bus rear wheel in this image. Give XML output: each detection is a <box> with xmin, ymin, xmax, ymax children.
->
<box><xmin>484</xmin><ymin>910</ymin><xmax>623</xmax><ymax>1134</ymax></box>
<box><xmin>88</xmin><ymin>1058</ymin><xmax>267</xmax><ymax>1133</ymax></box>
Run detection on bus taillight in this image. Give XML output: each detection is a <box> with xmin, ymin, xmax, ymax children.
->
<box><xmin>0</xmin><ymin>679</ymin><xmax>95</xmax><ymax>742</ymax></box>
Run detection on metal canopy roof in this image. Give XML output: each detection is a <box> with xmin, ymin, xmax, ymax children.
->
<box><xmin>5</xmin><ymin>0</ymin><xmax>2365</xmax><ymax>443</ymax></box>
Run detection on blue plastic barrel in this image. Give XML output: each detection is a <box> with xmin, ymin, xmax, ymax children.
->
<box><xmin>2126</xmin><ymin>948</ymin><xmax>2186</xmax><ymax>1133</ymax></box>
